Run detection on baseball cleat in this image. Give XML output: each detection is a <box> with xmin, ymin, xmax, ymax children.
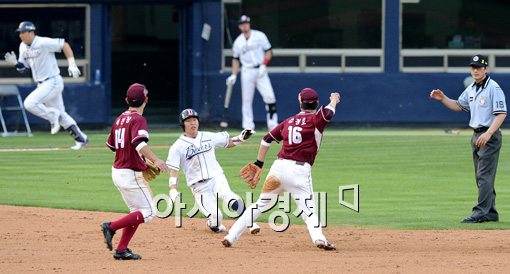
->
<box><xmin>71</xmin><ymin>138</ymin><xmax>88</xmax><ymax>150</ymax></box>
<box><xmin>207</xmin><ymin>220</ymin><xmax>227</xmax><ymax>233</ymax></box>
<box><xmin>101</xmin><ymin>222</ymin><xmax>115</xmax><ymax>251</ymax></box>
<box><xmin>49</xmin><ymin>110</ymin><xmax>61</xmax><ymax>135</ymax></box>
<box><xmin>249</xmin><ymin>223</ymin><xmax>260</xmax><ymax>235</ymax></box>
<box><xmin>221</xmin><ymin>237</ymin><xmax>232</xmax><ymax>247</ymax></box>
<box><xmin>209</xmin><ymin>224</ymin><xmax>227</xmax><ymax>233</ymax></box>
<box><xmin>113</xmin><ymin>248</ymin><xmax>142</xmax><ymax>260</ymax></box>
<box><xmin>314</xmin><ymin>239</ymin><xmax>336</xmax><ymax>251</ymax></box>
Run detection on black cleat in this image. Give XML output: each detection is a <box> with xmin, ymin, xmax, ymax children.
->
<box><xmin>101</xmin><ymin>222</ymin><xmax>115</xmax><ymax>251</ymax></box>
<box><xmin>114</xmin><ymin>248</ymin><xmax>142</xmax><ymax>260</ymax></box>
<box><xmin>461</xmin><ymin>216</ymin><xmax>478</xmax><ymax>223</ymax></box>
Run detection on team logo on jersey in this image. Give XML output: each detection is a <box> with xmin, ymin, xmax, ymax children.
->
<box><xmin>24</xmin><ymin>49</ymin><xmax>41</xmax><ymax>59</ymax></box>
<box><xmin>480</xmin><ymin>98</ymin><xmax>486</xmax><ymax>105</ymax></box>
<box><xmin>185</xmin><ymin>143</ymin><xmax>212</xmax><ymax>159</ymax></box>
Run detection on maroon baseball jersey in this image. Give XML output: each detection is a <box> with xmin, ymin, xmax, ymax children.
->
<box><xmin>106</xmin><ymin>110</ymin><xmax>149</xmax><ymax>171</ymax></box>
<box><xmin>264</xmin><ymin>105</ymin><xmax>335</xmax><ymax>166</ymax></box>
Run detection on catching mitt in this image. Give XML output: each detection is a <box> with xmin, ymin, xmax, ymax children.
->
<box><xmin>143</xmin><ymin>159</ymin><xmax>161</xmax><ymax>181</ymax></box>
<box><xmin>240</xmin><ymin>163</ymin><xmax>262</xmax><ymax>189</ymax></box>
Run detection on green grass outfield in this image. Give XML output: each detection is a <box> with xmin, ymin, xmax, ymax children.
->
<box><xmin>1</xmin><ymin>128</ymin><xmax>509</xmax><ymax>230</ymax></box>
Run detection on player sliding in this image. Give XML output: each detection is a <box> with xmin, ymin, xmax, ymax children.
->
<box><xmin>166</xmin><ymin>109</ymin><xmax>260</xmax><ymax>234</ymax></box>
<box><xmin>222</xmin><ymin>88</ymin><xmax>340</xmax><ymax>251</ymax></box>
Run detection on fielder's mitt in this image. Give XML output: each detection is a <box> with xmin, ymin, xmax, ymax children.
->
<box><xmin>240</xmin><ymin>163</ymin><xmax>262</xmax><ymax>189</ymax></box>
<box><xmin>143</xmin><ymin>159</ymin><xmax>160</xmax><ymax>181</ymax></box>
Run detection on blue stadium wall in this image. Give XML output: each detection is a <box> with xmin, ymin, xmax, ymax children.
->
<box><xmin>4</xmin><ymin>0</ymin><xmax>509</xmax><ymax>126</ymax></box>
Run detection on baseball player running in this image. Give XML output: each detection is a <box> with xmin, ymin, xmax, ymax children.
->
<box><xmin>3</xmin><ymin>21</ymin><xmax>88</xmax><ymax>150</ymax></box>
<box><xmin>222</xmin><ymin>88</ymin><xmax>340</xmax><ymax>251</ymax></box>
<box><xmin>101</xmin><ymin>83</ymin><xmax>169</xmax><ymax>260</ymax></box>
<box><xmin>431</xmin><ymin>54</ymin><xmax>506</xmax><ymax>223</ymax></box>
<box><xmin>166</xmin><ymin>108</ymin><xmax>260</xmax><ymax>234</ymax></box>
<box><xmin>226</xmin><ymin>15</ymin><xmax>278</xmax><ymax>131</ymax></box>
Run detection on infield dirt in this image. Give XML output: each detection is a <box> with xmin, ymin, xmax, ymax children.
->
<box><xmin>1</xmin><ymin>205</ymin><xmax>509</xmax><ymax>273</ymax></box>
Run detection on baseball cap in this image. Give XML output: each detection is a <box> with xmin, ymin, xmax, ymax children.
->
<box><xmin>238</xmin><ymin>15</ymin><xmax>251</xmax><ymax>24</ymax></box>
<box><xmin>469</xmin><ymin>54</ymin><xmax>488</xmax><ymax>67</ymax></box>
<box><xmin>15</xmin><ymin>21</ymin><xmax>36</xmax><ymax>32</ymax></box>
<box><xmin>299</xmin><ymin>88</ymin><xmax>319</xmax><ymax>103</ymax></box>
<box><xmin>126</xmin><ymin>83</ymin><xmax>148</xmax><ymax>103</ymax></box>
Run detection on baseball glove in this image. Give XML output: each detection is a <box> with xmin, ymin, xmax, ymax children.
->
<box><xmin>143</xmin><ymin>159</ymin><xmax>160</xmax><ymax>181</ymax></box>
<box><xmin>240</xmin><ymin>163</ymin><xmax>262</xmax><ymax>189</ymax></box>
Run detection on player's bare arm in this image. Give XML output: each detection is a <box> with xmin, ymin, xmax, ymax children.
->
<box><xmin>476</xmin><ymin>113</ymin><xmax>506</xmax><ymax>147</ymax></box>
<box><xmin>231</xmin><ymin>58</ymin><xmax>240</xmax><ymax>75</ymax></box>
<box><xmin>226</xmin><ymin>59</ymin><xmax>240</xmax><ymax>86</ymax></box>
<box><xmin>328</xmin><ymin>92</ymin><xmax>341</xmax><ymax>108</ymax></box>
<box><xmin>430</xmin><ymin>89</ymin><xmax>462</xmax><ymax>112</ymax></box>
<box><xmin>226</xmin><ymin>129</ymin><xmax>255</xmax><ymax>148</ymax></box>
<box><xmin>62</xmin><ymin>42</ymin><xmax>81</xmax><ymax>78</ymax></box>
<box><xmin>139</xmin><ymin>145</ymin><xmax>169</xmax><ymax>172</ymax></box>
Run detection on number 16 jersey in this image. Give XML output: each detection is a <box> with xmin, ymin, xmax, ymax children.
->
<box><xmin>263</xmin><ymin>105</ymin><xmax>336</xmax><ymax>166</ymax></box>
<box><xmin>106</xmin><ymin>110</ymin><xmax>149</xmax><ymax>171</ymax></box>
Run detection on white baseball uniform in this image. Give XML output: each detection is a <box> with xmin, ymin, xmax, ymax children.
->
<box><xmin>17</xmin><ymin>36</ymin><xmax>86</xmax><ymax>141</ymax></box>
<box><xmin>166</xmin><ymin>131</ymin><xmax>244</xmax><ymax>228</ymax></box>
<box><xmin>232</xmin><ymin>29</ymin><xmax>278</xmax><ymax>130</ymax></box>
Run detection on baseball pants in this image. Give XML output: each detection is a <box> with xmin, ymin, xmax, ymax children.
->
<box><xmin>112</xmin><ymin>167</ymin><xmax>156</xmax><ymax>223</ymax></box>
<box><xmin>241</xmin><ymin>67</ymin><xmax>278</xmax><ymax>130</ymax></box>
<box><xmin>226</xmin><ymin>158</ymin><xmax>327</xmax><ymax>245</ymax></box>
<box><xmin>470</xmin><ymin>130</ymin><xmax>501</xmax><ymax>220</ymax></box>
<box><xmin>23</xmin><ymin>75</ymin><xmax>78</xmax><ymax>129</ymax></box>
<box><xmin>190</xmin><ymin>173</ymin><xmax>242</xmax><ymax>228</ymax></box>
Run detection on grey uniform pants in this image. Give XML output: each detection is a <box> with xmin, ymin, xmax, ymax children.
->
<box><xmin>470</xmin><ymin>130</ymin><xmax>502</xmax><ymax>220</ymax></box>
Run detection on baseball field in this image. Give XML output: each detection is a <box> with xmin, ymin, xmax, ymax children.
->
<box><xmin>1</xmin><ymin>128</ymin><xmax>510</xmax><ymax>272</ymax></box>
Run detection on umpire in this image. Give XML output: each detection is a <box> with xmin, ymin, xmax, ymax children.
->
<box><xmin>430</xmin><ymin>54</ymin><xmax>507</xmax><ymax>223</ymax></box>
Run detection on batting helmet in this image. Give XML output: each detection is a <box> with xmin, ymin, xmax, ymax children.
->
<box><xmin>16</xmin><ymin>21</ymin><xmax>36</xmax><ymax>33</ymax></box>
<box><xmin>179</xmin><ymin>108</ymin><xmax>199</xmax><ymax>128</ymax></box>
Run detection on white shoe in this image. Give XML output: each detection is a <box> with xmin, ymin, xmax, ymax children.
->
<box><xmin>70</xmin><ymin>138</ymin><xmax>88</xmax><ymax>150</ymax></box>
<box><xmin>249</xmin><ymin>223</ymin><xmax>260</xmax><ymax>235</ymax></box>
<box><xmin>49</xmin><ymin>110</ymin><xmax>61</xmax><ymax>135</ymax></box>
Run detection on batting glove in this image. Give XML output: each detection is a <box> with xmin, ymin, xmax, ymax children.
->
<box><xmin>4</xmin><ymin>51</ymin><xmax>18</xmax><ymax>66</ymax></box>
<box><xmin>226</xmin><ymin>74</ymin><xmax>237</xmax><ymax>85</ymax></box>
<box><xmin>67</xmin><ymin>57</ymin><xmax>81</xmax><ymax>78</ymax></box>
<box><xmin>257</xmin><ymin>64</ymin><xmax>267</xmax><ymax>78</ymax></box>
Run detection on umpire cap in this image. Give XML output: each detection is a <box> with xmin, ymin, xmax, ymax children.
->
<box><xmin>15</xmin><ymin>21</ymin><xmax>36</xmax><ymax>32</ymax></box>
<box><xmin>179</xmin><ymin>108</ymin><xmax>200</xmax><ymax>126</ymax></box>
<box><xmin>469</xmin><ymin>54</ymin><xmax>488</xmax><ymax>67</ymax></box>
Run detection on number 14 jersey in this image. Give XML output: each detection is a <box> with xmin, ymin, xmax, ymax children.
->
<box><xmin>106</xmin><ymin>110</ymin><xmax>150</xmax><ymax>171</ymax></box>
<box><xmin>264</xmin><ymin>105</ymin><xmax>336</xmax><ymax>166</ymax></box>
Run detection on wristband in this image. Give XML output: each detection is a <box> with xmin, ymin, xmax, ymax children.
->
<box><xmin>254</xmin><ymin>160</ymin><xmax>264</xmax><ymax>168</ymax></box>
<box><xmin>169</xmin><ymin>177</ymin><xmax>177</xmax><ymax>187</ymax></box>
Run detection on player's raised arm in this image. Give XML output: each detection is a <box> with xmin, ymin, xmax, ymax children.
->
<box><xmin>430</xmin><ymin>89</ymin><xmax>462</xmax><ymax>112</ymax></box>
<box><xmin>226</xmin><ymin>129</ymin><xmax>255</xmax><ymax>148</ymax></box>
